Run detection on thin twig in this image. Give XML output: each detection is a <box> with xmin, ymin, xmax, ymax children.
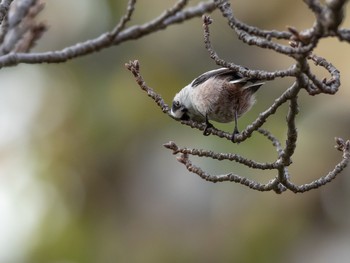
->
<box><xmin>164</xmin><ymin>141</ymin><xmax>278</xmax><ymax>170</ymax></box>
<box><xmin>202</xmin><ymin>15</ymin><xmax>298</xmax><ymax>80</ymax></box>
<box><xmin>125</xmin><ymin>60</ymin><xmax>169</xmax><ymax>113</ymax></box>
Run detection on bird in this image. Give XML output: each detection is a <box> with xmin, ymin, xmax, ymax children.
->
<box><xmin>170</xmin><ymin>67</ymin><xmax>264</xmax><ymax>141</ymax></box>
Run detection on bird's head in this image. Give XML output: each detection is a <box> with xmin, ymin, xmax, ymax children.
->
<box><xmin>170</xmin><ymin>85</ymin><xmax>192</xmax><ymax>121</ymax></box>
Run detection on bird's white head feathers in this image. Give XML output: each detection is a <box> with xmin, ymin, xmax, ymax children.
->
<box><xmin>170</xmin><ymin>84</ymin><xmax>193</xmax><ymax>120</ymax></box>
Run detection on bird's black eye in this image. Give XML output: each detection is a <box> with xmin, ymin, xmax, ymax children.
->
<box><xmin>172</xmin><ymin>100</ymin><xmax>181</xmax><ymax>110</ymax></box>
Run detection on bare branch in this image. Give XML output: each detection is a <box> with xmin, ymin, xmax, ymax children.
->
<box><xmin>236</xmin><ymin>82</ymin><xmax>300</xmax><ymax>143</ymax></box>
<box><xmin>175</xmin><ymin>152</ymin><xmax>279</xmax><ymax>190</ymax></box>
<box><xmin>281</xmin><ymin>95</ymin><xmax>299</xmax><ymax>166</ymax></box>
<box><xmin>0</xmin><ymin>0</ymin><xmax>47</xmax><ymax>54</ymax></box>
<box><xmin>125</xmin><ymin>60</ymin><xmax>169</xmax><ymax>113</ymax></box>
<box><xmin>214</xmin><ymin>0</ymin><xmax>316</xmax><ymax>55</ymax></box>
<box><xmin>283</xmin><ymin>138</ymin><xmax>350</xmax><ymax>193</ymax></box>
<box><xmin>214</xmin><ymin>0</ymin><xmax>292</xmax><ymax>40</ymax></box>
<box><xmin>163</xmin><ymin>140</ymin><xmax>278</xmax><ymax>170</ymax></box>
<box><xmin>0</xmin><ymin>0</ymin><xmax>216</xmax><ymax>68</ymax></box>
<box><xmin>109</xmin><ymin>0</ymin><xmax>137</xmax><ymax>38</ymax></box>
<box><xmin>305</xmin><ymin>53</ymin><xmax>341</xmax><ymax>95</ymax></box>
<box><xmin>126</xmin><ymin>0</ymin><xmax>349</xmax><ymax>193</ymax></box>
<box><xmin>202</xmin><ymin>15</ymin><xmax>298</xmax><ymax>80</ymax></box>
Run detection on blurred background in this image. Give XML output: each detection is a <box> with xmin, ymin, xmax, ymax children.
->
<box><xmin>0</xmin><ymin>0</ymin><xmax>350</xmax><ymax>262</ymax></box>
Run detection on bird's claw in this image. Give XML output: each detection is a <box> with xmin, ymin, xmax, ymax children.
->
<box><xmin>231</xmin><ymin>128</ymin><xmax>240</xmax><ymax>142</ymax></box>
<box><xmin>203</xmin><ymin>122</ymin><xmax>214</xmax><ymax>136</ymax></box>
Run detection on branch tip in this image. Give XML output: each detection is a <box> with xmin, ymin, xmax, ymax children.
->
<box><xmin>125</xmin><ymin>59</ymin><xmax>140</xmax><ymax>71</ymax></box>
<box><xmin>163</xmin><ymin>141</ymin><xmax>179</xmax><ymax>153</ymax></box>
<box><xmin>202</xmin><ymin>15</ymin><xmax>213</xmax><ymax>25</ymax></box>
<box><xmin>335</xmin><ymin>137</ymin><xmax>350</xmax><ymax>152</ymax></box>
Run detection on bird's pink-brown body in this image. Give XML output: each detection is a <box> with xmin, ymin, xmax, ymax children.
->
<box><xmin>170</xmin><ymin>68</ymin><xmax>264</xmax><ymax>139</ymax></box>
<box><xmin>189</xmin><ymin>76</ymin><xmax>257</xmax><ymax>123</ymax></box>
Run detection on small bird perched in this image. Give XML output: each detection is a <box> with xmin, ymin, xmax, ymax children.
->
<box><xmin>170</xmin><ymin>68</ymin><xmax>264</xmax><ymax>141</ymax></box>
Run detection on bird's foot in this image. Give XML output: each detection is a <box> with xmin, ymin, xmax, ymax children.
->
<box><xmin>203</xmin><ymin>122</ymin><xmax>214</xmax><ymax>136</ymax></box>
<box><xmin>231</xmin><ymin>127</ymin><xmax>240</xmax><ymax>142</ymax></box>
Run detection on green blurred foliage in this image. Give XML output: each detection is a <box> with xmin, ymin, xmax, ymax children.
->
<box><xmin>1</xmin><ymin>1</ymin><xmax>350</xmax><ymax>263</ymax></box>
